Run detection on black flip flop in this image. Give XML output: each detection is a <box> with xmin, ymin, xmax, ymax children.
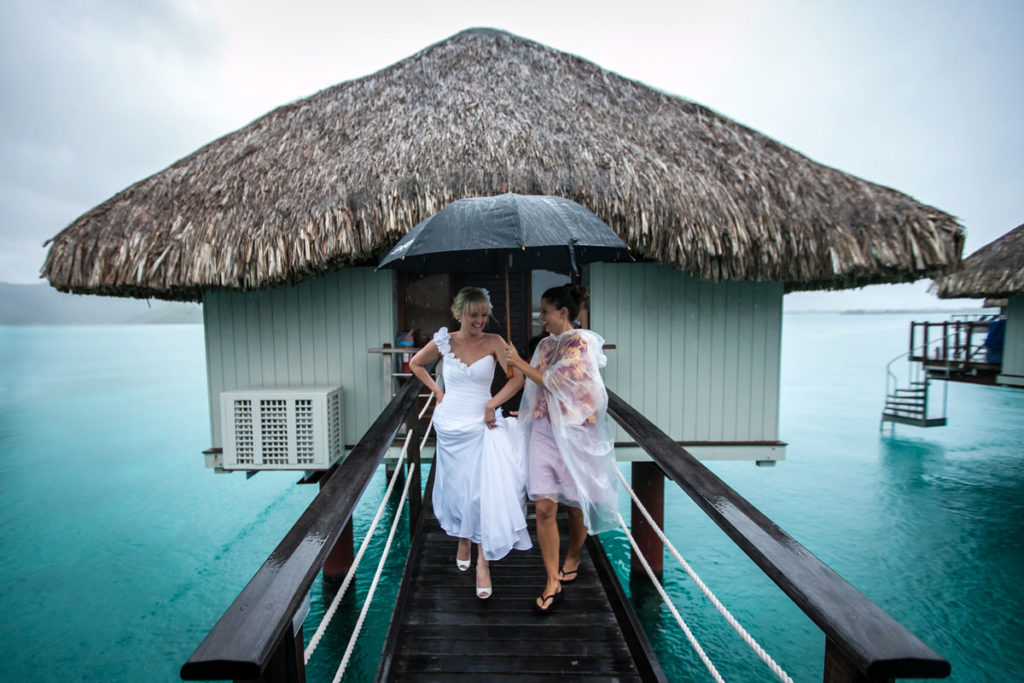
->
<box><xmin>558</xmin><ymin>568</ymin><xmax>579</xmax><ymax>584</ymax></box>
<box><xmin>533</xmin><ymin>590</ymin><xmax>563</xmax><ymax>614</ymax></box>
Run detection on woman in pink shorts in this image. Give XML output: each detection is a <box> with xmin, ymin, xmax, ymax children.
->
<box><xmin>506</xmin><ymin>284</ymin><xmax>617</xmax><ymax>613</ymax></box>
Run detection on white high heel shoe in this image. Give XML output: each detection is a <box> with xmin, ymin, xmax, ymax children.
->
<box><xmin>476</xmin><ymin>584</ymin><xmax>492</xmax><ymax>600</ymax></box>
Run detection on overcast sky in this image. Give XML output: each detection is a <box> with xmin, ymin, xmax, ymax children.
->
<box><xmin>2</xmin><ymin>0</ymin><xmax>1020</xmax><ymax>309</ymax></box>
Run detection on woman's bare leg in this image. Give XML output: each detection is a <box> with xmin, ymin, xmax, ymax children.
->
<box><xmin>456</xmin><ymin>537</ymin><xmax>471</xmax><ymax>568</ymax></box>
<box><xmin>475</xmin><ymin>544</ymin><xmax>491</xmax><ymax>598</ymax></box>
<box><xmin>534</xmin><ymin>498</ymin><xmax>562</xmax><ymax>607</ymax></box>
<box><xmin>560</xmin><ymin>506</ymin><xmax>587</xmax><ymax>579</ymax></box>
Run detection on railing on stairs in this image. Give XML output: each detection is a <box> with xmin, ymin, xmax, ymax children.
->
<box><xmin>882</xmin><ymin>351</ymin><xmax>947</xmax><ymax>429</ymax></box>
<box><xmin>877</xmin><ymin>318</ymin><xmax>1000</xmax><ymax>429</ymax></box>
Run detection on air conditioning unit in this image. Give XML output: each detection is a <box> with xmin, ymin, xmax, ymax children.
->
<box><xmin>220</xmin><ymin>386</ymin><xmax>343</xmax><ymax>471</ymax></box>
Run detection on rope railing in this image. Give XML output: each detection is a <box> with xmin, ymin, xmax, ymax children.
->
<box><xmin>616</xmin><ymin>510</ymin><xmax>725</xmax><ymax>682</ymax></box>
<box><xmin>180</xmin><ymin>372</ymin><xmax>428</xmax><ymax>682</ymax></box>
<box><xmin>331</xmin><ymin>434</ymin><xmax>419</xmax><ymax>683</ymax></box>
<box><xmin>607</xmin><ymin>390</ymin><xmax>951</xmax><ymax>681</ymax></box>
<box><xmin>616</xmin><ymin>468</ymin><xmax>794</xmax><ymax>683</ymax></box>
<box><xmin>305</xmin><ymin>392</ymin><xmax>437</xmax><ymax>661</ymax></box>
<box><xmin>304</xmin><ymin>424</ymin><xmax>416</xmax><ymax>662</ymax></box>
<box><xmin>307</xmin><ymin>401</ymin><xmax>437</xmax><ymax>680</ymax></box>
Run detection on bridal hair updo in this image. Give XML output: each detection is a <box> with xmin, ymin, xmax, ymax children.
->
<box><xmin>451</xmin><ymin>287</ymin><xmax>493</xmax><ymax>321</ymax></box>
<box><xmin>542</xmin><ymin>283</ymin><xmax>590</xmax><ymax>321</ymax></box>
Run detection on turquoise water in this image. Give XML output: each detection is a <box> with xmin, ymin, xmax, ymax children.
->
<box><xmin>0</xmin><ymin>315</ymin><xmax>1021</xmax><ymax>681</ymax></box>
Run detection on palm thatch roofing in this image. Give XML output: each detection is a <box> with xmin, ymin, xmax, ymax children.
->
<box><xmin>42</xmin><ymin>28</ymin><xmax>963</xmax><ymax>302</ymax></box>
<box><xmin>934</xmin><ymin>223</ymin><xmax>1024</xmax><ymax>298</ymax></box>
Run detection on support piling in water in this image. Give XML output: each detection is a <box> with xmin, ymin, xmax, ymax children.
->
<box><xmin>630</xmin><ymin>461</ymin><xmax>664</xmax><ymax>577</ymax></box>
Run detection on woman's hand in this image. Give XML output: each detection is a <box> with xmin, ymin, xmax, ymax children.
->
<box><xmin>505</xmin><ymin>342</ymin><xmax>523</xmax><ymax>369</ymax></box>
<box><xmin>434</xmin><ymin>390</ymin><xmax>445</xmax><ymax>405</ymax></box>
<box><xmin>484</xmin><ymin>404</ymin><xmax>496</xmax><ymax>429</ymax></box>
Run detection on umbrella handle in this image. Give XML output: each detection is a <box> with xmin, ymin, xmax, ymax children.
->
<box><xmin>505</xmin><ymin>256</ymin><xmax>514</xmax><ymax>379</ymax></box>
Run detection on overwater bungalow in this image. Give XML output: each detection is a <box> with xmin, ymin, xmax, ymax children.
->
<box><xmin>40</xmin><ymin>28</ymin><xmax>959</xmax><ymax>681</ymax></box>
<box><xmin>933</xmin><ymin>223</ymin><xmax>1024</xmax><ymax>387</ymax></box>
<box><xmin>881</xmin><ymin>223</ymin><xmax>1023</xmax><ymax>429</ymax></box>
<box><xmin>42</xmin><ymin>28</ymin><xmax>962</xmax><ymax>470</ymax></box>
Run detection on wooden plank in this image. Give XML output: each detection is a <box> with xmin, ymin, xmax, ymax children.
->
<box><xmin>393</xmin><ymin>654</ymin><xmax>638</xmax><ymax>674</ymax></box>
<box><xmin>390</xmin><ymin>674</ymin><xmax>641</xmax><ymax>683</ymax></box>
<box><xmin>736</xmin><ymin>282</ymin><xmax>755</xmax><ymax>440</ymax></box>
<box><xmin>203</xmin><ymin>293</ymin><xmax>224</xmax><ymax>445</ymax></box>
<box><xmin>380</xmin><ymin>486</ymin><xmax>665</xmax><ymax>682</ymax></box>
<box><xmin>761</xmin><ymin>285</ymin><xmax>783</xmax><ymax>439</ymax></box>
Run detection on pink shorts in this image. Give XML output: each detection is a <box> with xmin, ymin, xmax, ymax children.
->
<box><xmin>527</xmin><ymin>417</ymin><xmax>580</xmax><ymax>505</ymax></box>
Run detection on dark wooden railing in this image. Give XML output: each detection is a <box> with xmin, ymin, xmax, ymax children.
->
<box><xmin>909</xmin><ymin>320</ymin><xmax>993</xmax><ymax>365</ymax></box>
<box><xmin>182</xmin><ymin>377</ymin><xmax>949</xmax><ymax>682</ymax></box>
<box><xmin>608</xmin><ymin>390</ymin><xmax>950</xmax><ymax>681</ymax></box>
<box><xmin>180</xmin><ymin>375</ymin><xmax>425</xmax><ymax>682</ymax></box>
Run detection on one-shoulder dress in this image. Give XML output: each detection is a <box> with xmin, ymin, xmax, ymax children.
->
<box><xmin>430</xmin><ymin>327</ymin><xmax>532</xmax><ymax>561</ymax></box>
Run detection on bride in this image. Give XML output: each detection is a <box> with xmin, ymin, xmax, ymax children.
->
<box><xmin>409</xmin><ymin>287</ymin><xmax>532</xmax><ymax>599</ymax></box>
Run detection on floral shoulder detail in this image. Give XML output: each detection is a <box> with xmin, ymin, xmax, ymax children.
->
<box><xmin>432</xmin><ymin>327</ymin><xmax>451</xmax><ymax>356</ymax></box>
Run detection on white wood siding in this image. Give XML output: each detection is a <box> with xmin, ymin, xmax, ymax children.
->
<box><xmin>999</xmin><ymin>295</ymin><xmax>1024</xmax><ymax>384</ymax></box>
<box><xmin>589</xmin><ymin>263</ymin><xmax>783</xmax><ymax>447</ymax></box>
<box><xmin>203</xmin><ymin>268</ymin><xmax>395</xmax><ymax>447</ymax></box>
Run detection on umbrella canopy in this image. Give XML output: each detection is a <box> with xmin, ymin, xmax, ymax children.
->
<box><xmin>377</xmin><ymin>193</ymin><xmax>633</xmax><ymax>275</ymax></box>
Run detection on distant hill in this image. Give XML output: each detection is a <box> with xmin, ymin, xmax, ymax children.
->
<box><xmin>0</xmin><ymin>282</ymin><xmax>202</xmax><ymax>325</ymax></box>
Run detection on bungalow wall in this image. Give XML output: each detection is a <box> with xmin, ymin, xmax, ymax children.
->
<box><xmin>201</xmin><ymin>262</ymin><xmax>785</xmax><ymax>463</ymax></box>
<box><xmin>589</xmin><ymin>263</ymin><xmax>785</xmax><ymax>461</ymax></box>
<box><xmin>202</xmin><ymin>267</ymin><xmax>394</xmax><ymax>449</ymax></box>
<box><xmin>998</xmin><ymin>295</ymin><xmax>1024</xmax><ymax>386</ymax></box>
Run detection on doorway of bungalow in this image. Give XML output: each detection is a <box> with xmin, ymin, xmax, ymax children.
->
<box><xmin>397</xmin><ymin>269</ymin><xmax>569</xmax><ymax>412</ymax></box>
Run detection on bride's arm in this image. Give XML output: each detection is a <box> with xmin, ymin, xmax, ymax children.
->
<box><xmin>484</xmin><ymin>337</ymin><xmax>526</xmax><ymax>426</ymax></box>
<box><xmin>409</xmin><ymin>341</ymin><xmax>444</xmax><ymax>403</ymax></box>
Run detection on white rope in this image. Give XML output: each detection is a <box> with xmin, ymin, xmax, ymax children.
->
<box><xmin>616</xmin><ymin>468</ymin><xmax>794</xmax><ymax>683</ymax></box>
<box><xmin>418</xmin><ymin>392</ymin><xmax>435</xmax><ymax>419</ymax></box>
<box><xmin>331</xmin><ymin>439</ymin><xmax>417</xmax><ymax>683</ymax></box>
<box><xmin>304</xmin><ymin>431</ymin><xmax>413</xmax><ymax>662</ymax></box>
<box><xmin>617</xmin><ymin>511</ymin><xmax>725</xmax><ymax>683</ymax></box>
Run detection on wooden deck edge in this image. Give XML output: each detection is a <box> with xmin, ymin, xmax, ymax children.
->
<box><xmin>376</xmin><ymin>463</ymin><xmax>436</xmax><ymax>682</ymax></box>
<box><xmin>587</xmin><ymin>535</ymin><xmax>669</xmax><ymax>683</ymax></box>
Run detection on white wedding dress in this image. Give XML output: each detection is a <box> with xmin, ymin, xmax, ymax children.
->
<box><xmin>431</xmin><ymin>327</ymin><xmax>532</xmax><ymax>561</ymax></box>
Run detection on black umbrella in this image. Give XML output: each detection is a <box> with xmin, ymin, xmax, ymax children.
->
<box><xmin>378</xmin><ymin>193</ymin><xmax>633</xmax><ymax>375</ymax></box>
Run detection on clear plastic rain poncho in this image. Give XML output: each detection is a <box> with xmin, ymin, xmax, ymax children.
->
<box><xmin>519</xmin><ymin>328</ymin><xmax>618</xmax><ymax>534</ymax></box>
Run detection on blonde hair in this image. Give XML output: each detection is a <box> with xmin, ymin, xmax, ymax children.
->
<box><xmin>451</xmin><ymin>286</ymin><xmax>492</xmax><ymax>321</ymax></box>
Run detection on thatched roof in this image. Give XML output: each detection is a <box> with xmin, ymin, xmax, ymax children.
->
<box><xmin>934</xmin><ymin>223</ymin><xmax>1024</xmax><ymax>298</ymax></box>
<box><xmin>42</xmin><ymin>28</ymin><xmax>963</xmax><ymax>302</ymax></box>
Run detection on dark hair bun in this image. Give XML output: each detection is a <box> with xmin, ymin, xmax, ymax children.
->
<box><xmin>541</xmin><ymin>283</ymin><xmax>590</xmax><ymax>320</ymax></box>
<box><xmin>569</xmin><ymin>283</ymin><xmax>590</xmax><ymax>306</ymax></box>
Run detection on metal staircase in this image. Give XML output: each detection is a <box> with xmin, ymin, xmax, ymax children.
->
<box><xmin>881</xmin><ymin>314</ymin><xmax>1005</xmax><ymax>431</ymax></box>
<box><xmin>881</xmin><ymin>341</ymin><xmax>949</xmax><ymax>432</ymax></box>
<box><xmin>881</xmin><ymin>379</ymin><xmax>946</xmax><ymax>428</ymax></box>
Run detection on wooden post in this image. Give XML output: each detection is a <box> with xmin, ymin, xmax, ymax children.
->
<box><xmin>630</xmin><ymin>461</ymin><xmax>664</xmax><ymax>576</ymax></box>
<box><xmin>320</xmin><ymin>471</ymin><xmax>354</xmax><ymax>583</ymax></box>
<box><xmin>823</xmin><ymin>637</ymin><xmax>893</xmax><ymax>683</ymax></box>
<box><xmin>243</xmin><ymin>625</ymin><xmax>305</xmax><ymax>683</ymax></box>
<box><xmin>385</xmin><ymin>453</ymin><xmax>406</xmax><ymax>487</ymax></box>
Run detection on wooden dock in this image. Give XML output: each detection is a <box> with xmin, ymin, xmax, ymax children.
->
<box><xmin>377</xmin><ymin>482</ymin><xmax>666</xmax><ymax>682</ymax></box>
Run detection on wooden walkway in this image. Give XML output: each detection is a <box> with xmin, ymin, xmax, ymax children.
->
<box><xmin>377</xmin><ymin>475</ymin><xmax>666</xmax><ymax>683</ymax></box>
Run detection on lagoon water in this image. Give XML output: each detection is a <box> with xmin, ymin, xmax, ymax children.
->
<box><xmin>1</xmin><ymin>314</ymin><xmax>1021</xmax><ymax>681</ymax></box>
